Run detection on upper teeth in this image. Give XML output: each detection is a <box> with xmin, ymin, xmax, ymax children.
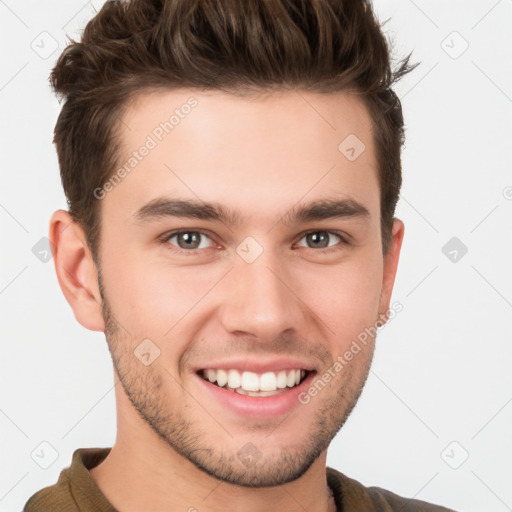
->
<box><xmin>202</xmin><ymin>369</ymin><xmax>306</xmax><ymax>392</ymax></box>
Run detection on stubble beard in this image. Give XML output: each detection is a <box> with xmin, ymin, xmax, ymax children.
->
<box><xmin>98</xmin><ymin>271</ymin><xmax>375</xmax><ymax>487</ymax></box>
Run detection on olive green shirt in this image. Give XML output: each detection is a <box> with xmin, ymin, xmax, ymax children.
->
<box><xmin>23</xmin><ymin>447</ymin><xmax>457</xmax><ymax>511</ymax></box>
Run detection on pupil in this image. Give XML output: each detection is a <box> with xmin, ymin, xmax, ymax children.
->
<box><xmin>308</xmin><ymin>232</ymin><xmax>328</xmax><ymax>248</ymax></box>
<box><xmin>179</xmin><ymin>232</ymin><xmax>200</xmax><ymax>249</ymax></box>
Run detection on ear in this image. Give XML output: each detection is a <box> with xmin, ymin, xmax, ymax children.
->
<box><xmin>378</xmin><ymin>218</ymin><xmax>405</xmax><ymax>322</ymax></box>
<box><xmin>49</xmin><ymin>210</ymin><xmax>105</xmax><ymax>332</ymax></box>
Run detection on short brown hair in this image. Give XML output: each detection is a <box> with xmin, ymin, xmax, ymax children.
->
<box><xmin>50</xmin><ymin>0</ymin><xmax>418</xmax><ymax>264</ymax></box>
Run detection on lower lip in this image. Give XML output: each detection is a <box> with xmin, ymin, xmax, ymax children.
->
<box><xmin>195</xmin><ymin>371</ymin><xmax>315</xmax><ymax>419</ymax></box>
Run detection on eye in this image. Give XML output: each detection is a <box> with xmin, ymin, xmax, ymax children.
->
<box><xmin>296</xmin><ymin>231</ymin><xmax>346</xmax><ymax>251</ymax></box>
<box><xmin>159</xmin><ymin>229</ymin><xmax>348</xmax><ymax>255</ymax></box>
<box><xmin>162</xmin><ymin>230</ymin><xmax>216</xmax><ymax>252</ymax></box>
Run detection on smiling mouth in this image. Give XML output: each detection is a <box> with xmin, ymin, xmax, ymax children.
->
<box><xmin>198</xmin><ymin>368</ymin><xmax>311</xmax><ymax>397</ymax></box>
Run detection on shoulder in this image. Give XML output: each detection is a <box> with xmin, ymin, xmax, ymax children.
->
<box><xmin>23</xmin><ymin>469</ymin><xmax>79</xmax><ymax>512</ymax></box>
<box><xmin>326</xmin><ymin>466</ymin><xmax>458</xmax><ymax>512</ymax></box>
<box><xmin>365</xmin><ymin>485</ymin><xmax>457</xmax><ymax>511</ymax></box>
<box><xmin>23</xmin><ymin>447</ymin><xmax>112</xmax><ymax>512</ymax></box>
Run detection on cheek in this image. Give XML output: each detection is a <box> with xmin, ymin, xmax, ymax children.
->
<box><xmin>297</xmin><ymin>249</ymin><xmax>383</xmax><ymax>341</ymax></box>
<box><xmin>104</xmin><ymin>254</ymin><xmax>219</xmax><ymax>336</ymax></box>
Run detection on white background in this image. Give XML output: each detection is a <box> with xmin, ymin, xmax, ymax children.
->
<box><xmin>1</xmin><ymin>1</ymin><xmax>511</xmax><ymax>511</ymax></box>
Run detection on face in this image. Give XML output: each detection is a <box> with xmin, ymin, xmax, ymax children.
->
<box><xmin>94</xmin><ymin>88</ymin><xmax>402</xmax><ymax>486</ymax></box>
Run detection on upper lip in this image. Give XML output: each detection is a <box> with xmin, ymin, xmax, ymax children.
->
<box><xmin>194</xmin><ymin>358</ymin><xmax>315</xmax><ymax>374</ymax></box>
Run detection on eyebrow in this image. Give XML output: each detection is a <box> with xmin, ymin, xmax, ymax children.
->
<box><xmin>133</xmin><ymin>196</ymin><xmax>370</xmax><ymax>227</ymax></box>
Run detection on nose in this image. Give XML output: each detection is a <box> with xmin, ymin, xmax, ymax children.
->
<box><xmin>218</xmin><ymin>246</ymin><xmax>305</xmax><ymax>342</ymax></box>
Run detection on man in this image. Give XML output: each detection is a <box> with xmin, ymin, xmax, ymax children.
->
<box><xmin>23</xmin><ymin>0</ymin><xmax>456</xmax><ymax>510</ymax></box>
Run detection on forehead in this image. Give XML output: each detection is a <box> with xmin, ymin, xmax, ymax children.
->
<box><xmin>104</xmin><ymin>88</ymin><xmax>379</xmax><ymax>227</ymax></box>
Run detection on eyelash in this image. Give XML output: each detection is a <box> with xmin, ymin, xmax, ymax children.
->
<box><xmin>159</xmin><ymin>229</ymin><xmax>349</xmax><ymax>255</ymax></box>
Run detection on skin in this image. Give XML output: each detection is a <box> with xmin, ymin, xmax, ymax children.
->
<box><xmin>50</xmin><ymin>88</ymin><xmax>404</xmax><ymax>512</ymax></box>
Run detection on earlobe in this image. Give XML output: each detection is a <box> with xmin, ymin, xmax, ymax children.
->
<box><xmin>49</xmin><ymin>210</ymin><xmax>106</xmax><ymax>332</ymax></box>
<box><xmin>378</xmin><ymin>218</ymin><xmax>405</xmax><ymax>322</ymax></box>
